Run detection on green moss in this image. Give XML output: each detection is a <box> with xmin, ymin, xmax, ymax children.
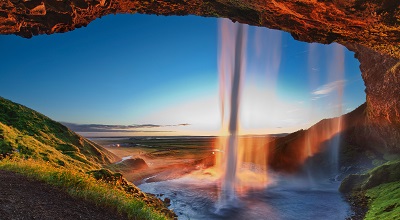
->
<box><xmin>365</xmin><ymin>181</ymin><xmax>400</xmax><ymax>220</ymax></box>
<box><xmin>364</xmin><ymin>160</ymin><xmax>400</xmax><ymax>189</ymax></box>
<box><xmin>340</xmin><ymin>160</ymin><xmax>400</xmax><ymax>193</ymax></box>
<box><xmin>339</xmin><ymin>173</ymin><xmax>370</xmax><ymax>193</ymax></box>
<box><xmin>341</xmin><ymin>160</ymin><xmax>400</xmax><ymax>219</ymax></box>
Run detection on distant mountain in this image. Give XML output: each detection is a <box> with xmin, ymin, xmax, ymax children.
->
<box><xmin>0</xmin><ymin>97</ymin><xmax>119</xmax><ymax>170</ymax></box>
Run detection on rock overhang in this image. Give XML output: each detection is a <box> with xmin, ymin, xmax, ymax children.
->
<box><xmin>1</xmin><ymin>0</ymin><xmax>399</xmax><ymax>146</ymax></box>
<box><xmin>0</xmin><ymin>0</ymin><xmax>399</xmax><ymax>57</ymax></box>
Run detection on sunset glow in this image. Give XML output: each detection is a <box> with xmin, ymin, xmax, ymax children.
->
<box><xmin>0</xmin><ymin>2</ymin><xmax>397</xmax><ymax>219</ymax></box>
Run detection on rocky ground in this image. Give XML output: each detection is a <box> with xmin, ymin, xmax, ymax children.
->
<box><xmin>345</xmin><ymin>191</ymin><xmax>369</xmax><ymax>220</ymax></box>
<box><xmin>0</xmin><ymin>170</ymin><xmax>129</xmax><ymax>220</ymax></box>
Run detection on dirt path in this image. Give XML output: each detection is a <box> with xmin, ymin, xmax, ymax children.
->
<box><xmin>0</xmin><ymin>170</ymin><xmax>128</xmax><ymax>220</ymax></box>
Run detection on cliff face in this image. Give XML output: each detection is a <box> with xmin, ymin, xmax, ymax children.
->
<box><xmin>346</xmin><ymin>44</ymin><xmax>400</xmax><ymax>151</ymax></box>
<box><xmin>348</xmin><ymin>44</ymin><xmax>400</xmax><ymax>124</ymax></box>
<box><xmin>0</xmin><ymin>1</ymin><xmax>399</xmax><ymax>146</ymax></box>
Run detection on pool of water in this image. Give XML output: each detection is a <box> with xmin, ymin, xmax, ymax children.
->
<box><xmin>138</xmin><ymin>175</ymin><xmax>351</xmax><ymax>220</ymax></box>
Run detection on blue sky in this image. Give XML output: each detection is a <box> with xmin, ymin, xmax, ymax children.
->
<box><xmin>0</xmin><ymin>14</ymin><xmax>365</xmax><ymax>135</ymax></box>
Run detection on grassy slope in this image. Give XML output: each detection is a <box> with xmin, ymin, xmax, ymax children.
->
<box><xmin>365</xmin><ymin>181</ymin><xmax>400</xmax><ymax>220</ymax></box>
<box><xmin>0</xmin><ymin>97</ymin><xmax>172</xmax><ymax>219</ymax></box>
<box><xmin>0</xmin><ymin>158</ymin><xmax>167</xmax><ymax>220</ymax></box>
<box><xmin>0</xmin><ymin>96</ymin><xmax>118</xmax><ymax>170</ymax></box>
<box><xmin>340</xmin><ymin>160</ymin><xmax>400</xmax><ymax>219</ymax></box>
<box><xmin>365</xmin><ymin>161</ymin><xmax>400</xmax><ymax>220</ymax></box>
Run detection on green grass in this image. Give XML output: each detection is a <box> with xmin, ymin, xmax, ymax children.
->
<box><xmin>0</xmin><ymin>158</ymin><xmax>168</xmax><ymax>220</ymax></box>
<box><xmin>365</xmin><ymin>161</ymin><xmax>400</xmax><ymax>218</ymax></box>
<box><xmin>340</xmin><ymin>159</ymin><xmax>400</xmax><ymax>193</ymax></box>
<box><xmin>0</xmin><ymin>121</ymin><xmax>95</xmax><ymax>171</ymax></box>
<box><xmin>365</xmin><ymin>181</ymin><xmax>400</xmax><ymax>220</ymax></box>
<box><xmin>0</xmin><ymin>96</ymin><xmax>175</xmax><ymax>219</ymax></box>
<box><xmin>340</xmin><ymin>159</ymin><xmax>400</xmax><ymax>219</ymax></box>
<box><xmin>0</xmin><ymin>96</ymin><xmax>117</xmax><ymax>168</ymax></box>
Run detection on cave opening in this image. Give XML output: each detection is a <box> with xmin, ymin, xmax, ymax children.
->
<box><xmin>0</xmin><ymin>13</ymin><xmax>370</xmax><ymax>219</ymax></box>
<box><xmin>0</xmin><ymin>14</ymin><xmax>366</xmax><ymax>136</ymax></box>
<box><xmin>1</xmin><ymin>0</ymin><xmax>400</xmax><ymax>218</ymax></box>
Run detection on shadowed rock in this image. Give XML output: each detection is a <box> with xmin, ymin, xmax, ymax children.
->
<box><xmin>120</xmin><ymin>158</ymin><xmax>149</xmax><ymax>170</ymax></box>
<box><xmin>0</xmin><ymin>0</ymin><xmax>399</xmax><ymax>58</ymax></box>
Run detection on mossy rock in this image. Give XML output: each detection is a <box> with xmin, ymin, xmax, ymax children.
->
<box><xmin>364</xmin><ymin>161</ymin><xmax>400</xmax><ymax>189</ymax></box>
<box><xmin>340</xmin><ymin>173</ymin><xmax>369</xmax><ymax>193</ymax></box>
<box><xmin>340</xmin><ymin>160</ymin><xmax>400</xmax><ymax>193</ymax></box>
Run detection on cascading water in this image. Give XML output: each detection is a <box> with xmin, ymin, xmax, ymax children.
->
<box><xmin>136</xmin><ymin>19</ymin><xmax>353</xmax><ymax>220</ymax></box>
<box><xmin>328</xmin><ymin>44</ymin><xmax>345</xmax><ymax>176</ymax></box>
<box><xmin>302</xmin><ymin>43</ymin><xmax>345</xmax><ymax>180</ymax></box>
<box><xmin>217</xmin><ymin>19</ymin><xmax>271</xmax><ymax>206</ymax></box>
<box><xmin>218</xmin><ymin>19</ymin><xmax>247</xmax><ymax>204</ymax></box>
<box><xmin>217</xmin><ymin>21</ymin><xmax>346</xmax><ymax>204</ymax></box>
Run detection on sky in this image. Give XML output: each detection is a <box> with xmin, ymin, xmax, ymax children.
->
<box><xmin>0</xmin><ymin>14</ymin><xmax>365</xmax><ymax>136</ymax></box>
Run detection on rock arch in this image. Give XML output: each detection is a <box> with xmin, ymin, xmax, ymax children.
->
<box><xmin>1</xmin><ymin>0</ymin><xmax>399</xmax><ymax>149</ymax></box>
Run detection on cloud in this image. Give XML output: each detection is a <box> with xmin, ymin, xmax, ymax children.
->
<box><xmin>61</xmin><ymin>122</ymin><xmax>191</xmax><ymax>133</ymax></box>
<box><xmin>311</xmin><ymin>80</ymin><xmax>346</xmax><ymax>100</ymax></box>
<box><xmin>177</xmin><ymin>123</ymin><xmax>190</xmax><ymax>126</ymax></box>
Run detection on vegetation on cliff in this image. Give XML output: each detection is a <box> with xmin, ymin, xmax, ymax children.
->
<box><xmin>365</xmin><ymin>180</ymin><xmax>400</xmax><ymax>220</ymax></box>
<box><xmin>0</xmin><ymin>96</ymin><xmax>174</xmax><ymax>219</ymax></box>
<box><xmin>0</xmin><ymin>96</ymin><xmax>118</xmax><ymax>170</ymax></box>
<box><xmin>340</xmin><ymin>160</ymin><xmax>400</xmax><ymax>219</ymax></box>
